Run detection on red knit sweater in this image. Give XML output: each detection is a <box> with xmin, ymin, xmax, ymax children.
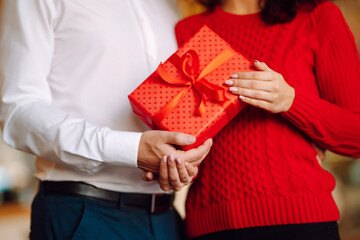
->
<box><xmin>175</xmin><ymin>1</ymin><xmax>360</xmax><ymax>238</ymax></box>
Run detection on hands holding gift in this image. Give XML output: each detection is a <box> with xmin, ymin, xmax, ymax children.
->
<box><xmin>138</xmin><ymin>130</ymin><xmax>212</xmax><ymax>191</ymax></box>
<box><xmin>226</xmin><ymin>60</ymin><xmax>295</xmax><ymax>113</ymax></box>
<box><xmin>137</xmin><ymin>60</ymin><xmax>294</xmax><ymax>191</ymax></box>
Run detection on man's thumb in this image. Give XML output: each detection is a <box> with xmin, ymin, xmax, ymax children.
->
<box><xmin>142</xmin><ymin>172</ymin><xmax>154</xmax><ymax>181</ymax></box>
<box><xmin>166</xmin><ymin>132</ymin><xmax>196</xmax><ymax>146</ymax></box>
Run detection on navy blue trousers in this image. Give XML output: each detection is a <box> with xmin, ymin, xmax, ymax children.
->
<box><xmin>30</xmin><ymin>186</ymin><xmax>186</xmax><ymax>240</ymax></box>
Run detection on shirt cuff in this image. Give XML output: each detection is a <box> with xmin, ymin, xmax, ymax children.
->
<box><xmin>103</xmin><ymin>131</ymin><xmax>143</xmax><ymax>168</ymax></box>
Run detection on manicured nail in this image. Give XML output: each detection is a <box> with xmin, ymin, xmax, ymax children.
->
<box><xmin>162</xmin><ymin>156</ymin><xmax>167</xmax><ymax>163</ymax></box>
<box><xmin>239</xmin><ymin>95</ymin><xmax>246</xmax><ymax>100</ymax></box>
<box><xmin>185</xmin><ymin>162</ymin><xmax>189</xmax><ymax>167</ymax></box>
<box><xmin>230</xmin><ymin>74</ymin><xmax>238</xmax><ymax>78</ymax></box>
<box><xmin>186</xmin><ymin>135</ymin><xmax>196</xmax><ymax>144</ymax></box>
<box><xmin>169</xmin><ymin>154</ymin><xmax>175</xmax><ymax>162</ymax></box>
<box><xmin>225</xmin><ymin>80</ymin><xmax>233</xmax><ymax>85</ymax></box>
<box><xmin>176</xmin><ymin>158</ymin><xmax>182</xmax><ymax>164</ymax></box>
<box><xmin>254</xmin><ymin>60</ymin><xmax>261</xmax><ymax>64</ymax></box>
<box><xmin>229</xmin><ymin>87</ymin><xmax>238</xmax><ymax>92</ymax></box>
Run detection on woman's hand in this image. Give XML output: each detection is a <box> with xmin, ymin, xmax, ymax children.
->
<box><xmin>142</xmin><ymin>138</ymin><xmax>211</xmax><ymax>191</ymax></box>
<box><xmin>142</xmin><ymin>154</ymin><xmax>201</xmax><ymax>192</ymax></box>
<box><xmin>312</xmin><ymin>142</ymin><xmax>326</xmax><ymax>165</ymax></box>
<box><xmin>225</xmin><ymin>60</ymin><xmax>295</xmax><ymax>113</ymax></box>
<box><xmin>160</xmin><ymin>155</ymin><xmax>198</xmax><ymax>191</ymax></box>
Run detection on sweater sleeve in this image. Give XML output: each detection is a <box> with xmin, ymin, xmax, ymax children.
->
<box><xmin>282</xmin><ymin>3</ymin><xmax>360</xmax><ymax>157</ymax></box>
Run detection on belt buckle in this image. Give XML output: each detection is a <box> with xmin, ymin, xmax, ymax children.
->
<box><xmin>150</xmin><ymin>194</ymin><xmax>172</xmax><ymax>214</ymax></box>
<box><xmin>151</xmin><ymin>194</ymin><xmax>156</xmax><ymax>213</ymax></box>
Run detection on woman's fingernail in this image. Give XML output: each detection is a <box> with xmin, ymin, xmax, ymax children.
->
<box><xmin>254</xmin><ymin>60</ymin><xmax>261</xmax><ymax>64</ymax></box>
<box><xmin>185</xmin><ymin>162</ymin><xmax>189</xmax><ymax>167</ymax></box>
<box><xmin>163</xmin><ymin>156</ymin><xmax>167</xmax><ymax>163</ymax></box>
<box><xmin>225</xmin><ymin>80</ymin><xmax>233</xmax><ymax>85</ymax></box>
<box><xmin>231</xmin><ymin>74</ymin><xmax>238</xmax><ymax>78</ymax></box>
<box><xmin>176</xmin><ymin>158</ymin><xmax>182</xmax><ymax>164</ymax></box>
<box><xmin>239</xmin><ymin>95</ymin><xmax>246</xmax><ymax>100</ymax></box>
<box><xmin>229</xmin><ymin>87</ymin><xmax>238</xmax><ymax>92</ymax></box>
<box><xmin>169</xmin><ymin>154</ymin><xmax>175</xmax><ymax>162</ymax></box>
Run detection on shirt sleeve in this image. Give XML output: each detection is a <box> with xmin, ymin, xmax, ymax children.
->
<box><xmin>0</xmin><ymin>0</ymin><xmax>142</xmax><ymax>173</ymax></box>
<box><xmin>282</xmin><ymin>3</ymin><xmax>360</xmax><ymax>158</ymax></box>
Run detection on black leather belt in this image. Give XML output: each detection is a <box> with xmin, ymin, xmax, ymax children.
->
<box><xmin>41</xmin><ymin>181</ymin><xmax>174</xmax><ymax>214</ymax></box>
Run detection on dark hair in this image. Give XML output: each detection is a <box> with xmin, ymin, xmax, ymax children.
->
<box><xmin>196</xmin><ymin>0</ymin><xmax>325</xmax><ymax>25</ymax></box>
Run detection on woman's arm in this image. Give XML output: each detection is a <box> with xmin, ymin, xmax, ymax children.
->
<box><xmin>227</xmin><ymin>3</ymin><xmax>360</xmax><ymax>157</ymax></box>
<box><xmin>281</xmin><ymin>4</ymin><xmax>360</xmax><ymax>157</ymax></box>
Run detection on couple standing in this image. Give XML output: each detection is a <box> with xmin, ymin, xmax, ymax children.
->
<box><xmin>1</xmin><ymin>0</ymin><xmax>359</xmax><ymax>239</ymax></box>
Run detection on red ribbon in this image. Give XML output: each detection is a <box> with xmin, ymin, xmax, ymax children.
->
<box><xmin>154</xmin><ymin>47</ymin><xmax>236</xmax><ymax>122</ymax></box>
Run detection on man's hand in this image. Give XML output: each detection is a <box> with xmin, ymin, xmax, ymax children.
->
<box><xmin>312</xmin><ymin>142</ymin><xmax>326</xmax><ymax>165</ymax></box>
<box><xmin>137</xmin><ymin>130</ymin><xmax>212</xmax><ymax>173</ymax></box>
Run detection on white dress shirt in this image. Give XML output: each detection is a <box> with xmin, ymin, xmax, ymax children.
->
<box><xmin>0</xmin><ymin>0</ymin><xmax>180</xmax><ymax>193</ymax></box>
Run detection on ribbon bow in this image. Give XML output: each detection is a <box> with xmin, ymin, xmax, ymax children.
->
<box><xmin>154</xmin><ymin>47</ymin><xmax>236</xmax><ymax>122</ymax></box>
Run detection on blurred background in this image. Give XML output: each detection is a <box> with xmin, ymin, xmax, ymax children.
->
<box><xmin>0</xmin><ymin>0</ymin><xmax>359</xmax><ymax>239</ymax></box>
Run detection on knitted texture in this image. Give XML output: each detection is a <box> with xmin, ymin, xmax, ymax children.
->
<box><xmin>175</xmin><ymin>1</ymin><xmax>360</xmax><ymax>238</ymax></box>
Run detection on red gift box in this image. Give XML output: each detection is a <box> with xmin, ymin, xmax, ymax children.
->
<box><xmin>128</xmin><ymin>25</ymin><xmax>252</xmax><ymax>149</ymax></box>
